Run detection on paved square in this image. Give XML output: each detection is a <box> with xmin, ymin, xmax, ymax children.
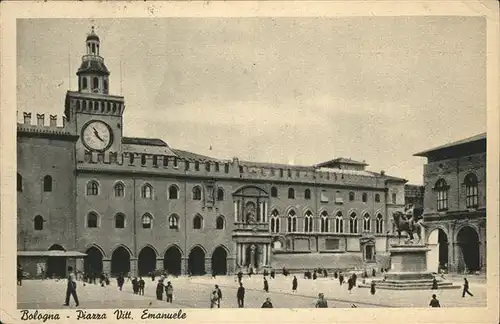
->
<box><xmin>17</xmin><ymin>274</ymin><xmax>486</xmax><ymax>309</ymax></box>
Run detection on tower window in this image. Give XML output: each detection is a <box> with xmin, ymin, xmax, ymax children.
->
<box><xmin>34</xmin><ymin>215</ymin><xmax>44</xmax><ymax>231</ymax></box>
<box><xmin>216</xmin><ymin>216</ymin><xmax>225</xmax><ymax>230</ymax></box>
<box><xmin>142</xmin><ymin>214</ymin><xmax>153</xmax><ymax>229</ymax></box>
<box><xmin>193</xmin><ymin>214</ymin><xmax>203</xmax><ymax>229</ymax></box>
<box><xmin>288</xmin><ymin>188</ymin><xmax>295</xmax><ymax>199</ymax></box>
<box><xmin>217</xmin><ymin>188</ymin><xmax>224</xmax><ymax>201</ymax></box>
<box><xmin>82</xmin><ymin>77</ymin><xmax>88</xmax><ymax>89</ymax></box>
<box><xmin>114</xmin><ymin>182</ymin><xmax>125</xmax><ymax>197</ymax></box>
<box><xmin>93</xmin><ymin>77</ymin><xmax>99</xmax><ymax>90</ymax></box>
<box><xmin>192</xmin><ymin>186</ymin><xmax>202</xmax><ymax>201</ymax></box>
<box><xmin>86</xmin><ymin>181</ymin><xmax>99</xmax><ymax>196</ymax></box>
<box><xmin>92</xmin><ymin>43</ymin><xmax>96</xmax><ymax>54</ymax></box>
<box><xmin>115</xmin><ymin>214</ymin><xmax>125</xmax><ymax>229</ymax></box>
<box><xmin>168</xmin><ymin>185</ymin><xmax>179</xmax><ymax>200</ymax></box>
<box><xmin>104</xmin><ymin>80</ymin><xmax>108</xmax><ymax>92</ymax></box>
<box><xmin>169</xmin><ymin>214</ymin><xmax>179</xmax><ymax>229</ymax></box>
<box><xmin>305</xmin><ymin>189</ymin><xmax>311</xmax><ymax>200</ymax></box>
<box><xmin>87</xmin><ymin>212</ymin><xmax>98</xmax><ymax>228</ymax></box>
<box><xmin>271</xmin><ymin>186</ymin><xmax>278</xmax><ymax>198</ymax></box>
<box><xmin>43</xmin><ymin>175</ymin><xmax>52</xmax><ymax>192</ymax></box>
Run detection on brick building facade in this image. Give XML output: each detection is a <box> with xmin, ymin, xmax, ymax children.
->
<box><xmin>415</xmin><ymin>133</ymin><xmax>486</xmax><ymax>274</ymax></box>
<box><xmin>17</xmin><ymin>29</ymin><xmax>409</xmax><ymax>278</ymax></box>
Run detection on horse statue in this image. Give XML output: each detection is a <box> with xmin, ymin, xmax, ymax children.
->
<box><xmin>392</xmin><ymin>209</ymin><xmax>424</xmax><ymax>244</ymax></box>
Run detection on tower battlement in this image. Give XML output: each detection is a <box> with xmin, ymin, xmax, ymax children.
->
<box><xmin>17</xmin><ymin>111</ymin><xmax>68</xmax><ymax>129</ymax></box>
<box><xmin>76</xmin><ymin>151</ymin><xmax>391</xmax><ymax>189</ymax></box>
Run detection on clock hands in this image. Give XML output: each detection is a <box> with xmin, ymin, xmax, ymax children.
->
<box><xmin>92</xmin><ymin>127</ymin><xmax>104</xmax><ymax>142</ymax></box>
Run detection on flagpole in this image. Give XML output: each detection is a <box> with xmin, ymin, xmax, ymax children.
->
<box><xmin>68</xmin><ymin>52</ymin><xmax>71</xmax><ymax>90</ymax></box>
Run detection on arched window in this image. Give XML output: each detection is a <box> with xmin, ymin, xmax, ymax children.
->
<box><xmin>304</xmin><ymin>189</ymin><xmax>311</xmax><ymax>200</ymax></box>
<box><xmin>375</xmin><ymin>193</ymin><xmax>380</xmax><ymax>202</ymax></box>
<box><xmin>114</xmin><ymin>182</ymin><xmax>124</xmax><ymax>197</ymax></box>
<box><xmin>376</xmin><ymin>214</ymin><xmax>384</xmax><ymax>234</ymax></box>
<box><xmin>169</xmin><ymin>214</ymin><xmax>179</xmax><ymax>229</ymax></box>
<box><xmin>43</xmin><ymin>175</ymin><xmax>53</xmax><ymax>192</ymax></box>
<box><xmin>362</xmin><ymin>193</ymin><xmax>367</xmax><ymax>203</ymax></box>
<box><xmin>392</xmin><ymin>193</ymin><xmax>397</xmax><ymax>204</ymax></box>
<box><xmin>435</xmin><ymin>179</ymin><xmax>449</xmax><ymax>211</ymax></box>
<box><xmin>288</xmin><ymin>188</ymin><xmax>295</xmax><ymax>199</ymax></box>
<box><xmin>216</xmin><ymin>216</ymin><xmax>225</xmax><ymax>230</ymax></box>
<box><xmin>168</xmin><ymin>185</ymin><xmax>179</xmax><ymax>200</ymax></box>
<box><xmin>86</xmin><ymin>181</ymin><xmax>99</xmax><ymax>196</ymax></box>
<box><xmin>304</xmin><ymin>211</ymin><xmax>313</xmax><ymax>232</ymax></box>
<box><xmin>287</xmin><ymin>210</ymin><xmax>297</xmax><ymax>233</ymax></box>
<box><xmin>270</xmin><ymin>210</ymin><xmax>280</xmax><ymax>233</ymax></box>
<box><xmin>82</xmin><ymin>77</ymin><xmax>88</xmax><ymax>89</ymax></box>
<box><xmin>34</xmin><ymin>215</ymin><xmax>44</xmax><ymax>231</ymax></box>
<box><xmin>192</xmin><ymin>186</ymin><xmax>202</xmax><ymax>200</ymax></box>
<box><xmin>271</xmin><ymin>186</ymin><xmax>278</xmax><ymax>198</ymax></box>
<box><xmin>87</xmin><ymin>212</ymin><xmax>98</xmax><ymax>228</ymax></box>
<box><xmin>320</xmin><ymin>211</ymin><xmax>329</xmax><ymax>233</ymax></box>
<box><xmin>464</xmin><ymin>173</ymin><xmax>479</xmax><ymax>208</ymax></box>
<box><xmin>363</xmin><ymin>213</ymin><xmax>371</xmax><ymax>232</ymax></box>
<box><xmin>104</xmin><ymin>80</ymin><xmax>108</xmax><ymax>92</ymax></box>
<box><xmin>115</xmin><ymin>214</ymin><xmax>125</xmax><ymax>228</ymax></box>
<box><xmin>193</xmin><ymin>214</ymin><xmax>203</xmax><ymax>229</ymax></box>
<box><xmin>141</xmin><ymin>214</ymin><xmax>153</xmax><ymax>229</ymax></box>
<box><xmin>217</xmin><ymin>188</ymin><xmax>224</xmax><ymax>201</ymax></box>
<box><xmin>335</xmin><ymin>212</ymin><xmax>344</xmax><ymax>233</ymax></box>
<box><xmin>17</xmin><ymin>173</ymin><xmax>22</xmax><ymax>192</ymax></box>
<box><xmin>141</xmin><ymin>184</ymin><xmax>153</xmax><ymax>199</ymax></box>
<box><xmin>93</xmin><ymin>77</ymin><xmax>99</xmax><ymax>89</ymax></box>
<box><xmin>349</xmin><ymin>213</ymin><xmax>358</xmax><ymax>233</ymax></box>
<box><xmin>194</xmin><ymin>161</ymin><xmax>200</xmax><ymax>171</ymax></box>
<box><xmin>349</xmin><ymin>192</ymin><xmax>355</xmax><ymax>201</ymax></box>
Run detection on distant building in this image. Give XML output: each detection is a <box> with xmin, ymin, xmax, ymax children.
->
<box><xmin>17</xmin><ymin>28</ymin><xmax>409</xmax><ymax>279</ymax></box>
<box><xmin>414</xmin><ymin>133</ymin><xmax>486</xmax><ymax>273</ymax></box>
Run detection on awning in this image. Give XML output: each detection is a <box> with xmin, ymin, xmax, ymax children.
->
<box><xmin>18</xmin><ymin>251</ymin><xmax>88</xmax><ymax>257</ymax></box>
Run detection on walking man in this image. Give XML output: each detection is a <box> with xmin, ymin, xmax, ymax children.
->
<box><xmin>292</xmin><ymin>276</ymin><xmax>298</xmax><ymax>293</ymax></box>
<box><xmin>462</xmin><ymin>278</ymin><xmax>474</xmax><ymax>297</ymax></box>
<box><xmin>263</xmin><ymin>277</ymin><xmax>269</xmax><ymax>293</ymax></box>
<box><xmin>63</xmin><ymin>266</ymin><xmax>79</xmax><ymax>307</ymax></box>
<box><xmin>237</xmin><ymin>282</ymin><xmax>245</xmax><ymax>308</ymax></box>
<box><xmin>138</xmin><ymin>277</ymin><xmax>145</xmax><ymax>296</ymax></box>
<box><xmin>17</xmin><ymin>264</ymin><xmax>23</xmax><ymax>286</ymax></box>
<box><xmin>315</xmin><ymin>293</ymin><xmax>328</xmax><ymax>308</ymax></box>
<box><xmin>261</xmin><ymin>297</ymin><xmax>274</xmax><ymax>308</ymax></box>
<box><xmin>215</xmin><ymin>284</ymin><xmax>223</xmax><ymax>308</ymax></box>
<box><xmin>429</xmin><ymin>294</ymin><xmax>441</xmax><ymax>307</ymax></box>
<box><xmin>117</xmin><ymin>274</ymin><xmax>125</xmax><ymax>291</ymax></box>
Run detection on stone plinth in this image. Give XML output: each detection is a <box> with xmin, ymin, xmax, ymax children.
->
<box><xmin>360</xmin><ymin>244</ymin><xmax>459</xmax><ymax>290</ymax></box>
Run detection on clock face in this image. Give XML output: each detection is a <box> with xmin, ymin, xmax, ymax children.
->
<box><xmin>82</xmin><ymin>120</ymin><xmax>113</xmax><ymax>151</ymax></box>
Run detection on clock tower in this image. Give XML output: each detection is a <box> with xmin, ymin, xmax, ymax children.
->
<box><xmin>64</xmin><ymin>27</ymin><xmax>125</xmax><ymax>161</ymax></box>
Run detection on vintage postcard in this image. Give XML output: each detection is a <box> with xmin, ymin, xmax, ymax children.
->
<box><xmin>0</xmin><ymin>1</ymin><xmax>499</xmax><ymax>324</ymax></box>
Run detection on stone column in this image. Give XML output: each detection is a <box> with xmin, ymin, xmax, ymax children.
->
<box><xmin>103</xmin><ymin>259</ymin><xmax>111</xmax><ymax>275</ymax></box>
<box><xmin>156</xmin><ymin>259</ymin><xmax>163</xmax><ymax>272</ymax></box>
<box><xmin>130</xmin><ymin>258</ymin><xmax>138</xmax><ymax>276</ymax></box>
<box><xmin>241</xmin><ymin>244</ymin><xmax>247</xmax><ymax>266</ymax></box>
<box><xmin>250</xmin><ymin>244</ymin><xmax>256</xmax><ymax>269</ymax></box>
<box><xmin>205</xmin><ymin>258</ymin><xmax>212</xmax><ymax>275</ymax></box>
<box><xmin>267</xmin><ymin>243</ymin><xmax>271</xmax><ymax>266</ymax></box>
<box><xmin>181</xmin><ymin>257</ymin><xmax>187</xmax><ymax>275</ymax></box>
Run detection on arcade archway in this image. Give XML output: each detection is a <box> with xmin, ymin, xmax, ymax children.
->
<box><xmin>47</xmin><ymin>244</ymin><xmax>66</xmax><ymax>278</ymax></box>
<box><xmin>188</xmin><ymin>246</ymin><xmax>205</xmax><ymax>275</ymax></box>
<box><xmin>457</xmin><ymin>226</ymin><xmax>480</xmax><ymax>272</ymax></box>
<box><xmin>84</xmin><ymin>246</ymin><xmax>104</xmax><ymax>275</ymax></box>
<box><xmin>211</xmin><ymin>246</ymin><xmax>228</xmax><ymax>275</ymax></box>
<box><xmin>138</xmin><ymin>246</ymin><xmax>157</xmax><ymax>276</ymax></box>
<box><xmin>111</xmin><ymin>246</ymin><xmax>131</xmax><ymax>276</ymax></box>
<box><xmin>163</xmin><ymin>246</ymin><xmax>182</xmax><ymax>276</ymax></box>
<box><xmin>427</xmin><ymin>229</ymin><xmax>448</xmax><ymax>273</ymax></box>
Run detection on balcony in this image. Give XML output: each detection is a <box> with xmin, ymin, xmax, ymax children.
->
<box><xmin>233</xmin><ymin>222</ymin><xmax>269</xmax><ymax>233</ymax></box>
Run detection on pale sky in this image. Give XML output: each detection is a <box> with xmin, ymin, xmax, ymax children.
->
<box><xmin>17</xmin><ymin>17</ymin><xmax>486</xmax><ymax>184</ymax></box>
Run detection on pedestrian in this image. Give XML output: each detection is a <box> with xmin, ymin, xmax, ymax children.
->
<box><xmin>212</xmin><ymin>270</ymin><xmax>216</xmax><ymax>279</ymax></box>
<box><xmin>462</xmin><ymin>278</ymin><xmax>474</xmax><ymax>297</ymax></box>
<box><xmin>315</xmin><ymin>293</ymin><xmax>328</xmax><ymax>308</ymax></box>
<box><xmin>263</xmin><ymin>277</ymin><xmax>269</xmax><ymax>293</ymax></box>
<box><xmin>237</xmin><ymin>271</ymin><xmax>243</xmax><ymax>283</ymax></box>
<box><xmin>210</xmin><ymin>290</ymin><xmax>218</xmax><ymax>308</ymax></box>
<box><xmin>323</xmin><ymin>269</ymin><xmax>328</xmax><ymax>277</ymax></box>
<box><xmin>151</xmin><ymin>271</ymin><xmax>155</xmax><ymax>282</ymax></box>
<box><xmin>372</xmin><ymin>268</ymin><xmax>376</xmax><ymax>277</ymax></box>
<box><xmin>138</xmin><ymin>277</ymin><xmax>145</xmax><ymax>296</ymax></box>
<box><xmin>237</xmin><ymin>282</ymin><xmax>245</xmax><ymax>308</ymax></box>
<box><xmin>339</xmin><ymin>273</ymin><xmax>344</xmax><ymax>286</ymax></box>
<box><xmin>263</xmin><ymin>269</ymin><xmax>269</xmax><ymax>277</ymax></box>
<box><xmin>132</xmin><ymin>277</ymin><xmax>138</xmax><ymax>294</ymax></box>
<box><xmin>432</xmin><ymin>277</ymin><xmax>438</xmax><ymax>290</ymax></box>
<box><xmin>248</xmin><ymin>268</ymin><xmax>253</xmax><ymax>277</ymax></box>
<box><xmin>117</xmin><ymin>274</ymin><xmax>125</xmax><ymax>291</ymax></box>
<box><xmin>156</xmin><ymin>280</ymin><xmax>164</xmax><ymax>300</ymax></box>
<box><xmin>347</xmin><ymin>277</ymin><xmax>353</xmax><ymax>294</ymax></box>
<box><xmin>313</xmin><ymin>271</ymin><xmax>317</xmax><ymax>280</ymax></box>
<box><xmin>292</xmin><ymin>276</ymin><xmax>298</xmax><ymax>293</ymax></box>
<box><xmin>370</xmin><ymin>281</ymin><xmax>376</xmax><ymax>295</ymax></box>
<box><xmin>270</xmin><ymin>269</ymin><xmax>275</xmax><ymax>279</ymax></box>
<box><xmin>214</xmin><ymin>285</ymin><xmax>223</xmax><ymax>308</ymax></box>
<box><xmin>63</xmin><ymin>266</ymin><xmax>79</xmax><ymax>307</ymax></box>
<box><xmin>352</xmin><ymin>273</ymin><xmax>357</xmax><ymax>287</ymax></box>
<box><xmin>261</xmin><ymin>297</ymin><xmax>274</xmax><ymax>308</ymax></box>
<box><xmin>429</xmin><ymin>294</ymin><xmax>441</xmax><ymax>307</ymax></box>
<box><xmin>165</xmin><ymin>281</ymin><xmax>174</xmax><ymax>303</ymax></box>
<box><xmin>17</xmin><ymin>264</ymin><xmax>23</xmax><ymax>286</ymax></box>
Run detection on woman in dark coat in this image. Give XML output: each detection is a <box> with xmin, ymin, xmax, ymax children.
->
<box><xmin>156</xmin><ymin>280</ymin><xmax>164</xmax><ymax>300</ymax></box>
<box><xmin>263</xmin><ymin>277</ymin><xmax>269</xmax><ymax>293</ymax></box>
<box><xmin>432</xmin><ymin>277</ymin><xmax>438</xmax><ymax>290</ymax></box>
<box><xmin>292</xmin><ymin>276</ymin><xmax>298</xmax><ymax>292</ymax></box>
<box><xmin>339</xmin><ymin>273</ymin><xmax>344</xmax><ymax>285</ymax></box>
<box><xmin>347</xmin><ymin>277</ymin><xmax>354</xmax><ymax>293</ymax></box>
<box><xmin>370</xmin><ymin>281</ymin><xmax>376</xmax><ymax>295</ymax></box>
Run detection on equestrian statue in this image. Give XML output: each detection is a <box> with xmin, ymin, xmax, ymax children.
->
<box><xmin>392</xmin><ymin>205</ymin><xmax>425</xmax><ymax>245</ymax></box>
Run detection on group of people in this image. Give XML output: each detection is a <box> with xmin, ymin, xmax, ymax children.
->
<box><xmin>155</xmin><ymin>278</ymin><xmax>175</xmax><ymax>303</ymax></box>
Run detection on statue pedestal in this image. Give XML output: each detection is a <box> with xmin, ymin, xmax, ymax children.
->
<box><xmin>360</xmin><ymin>244</ymin><xmax>459</xmax><ymax>290</ymax></box>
